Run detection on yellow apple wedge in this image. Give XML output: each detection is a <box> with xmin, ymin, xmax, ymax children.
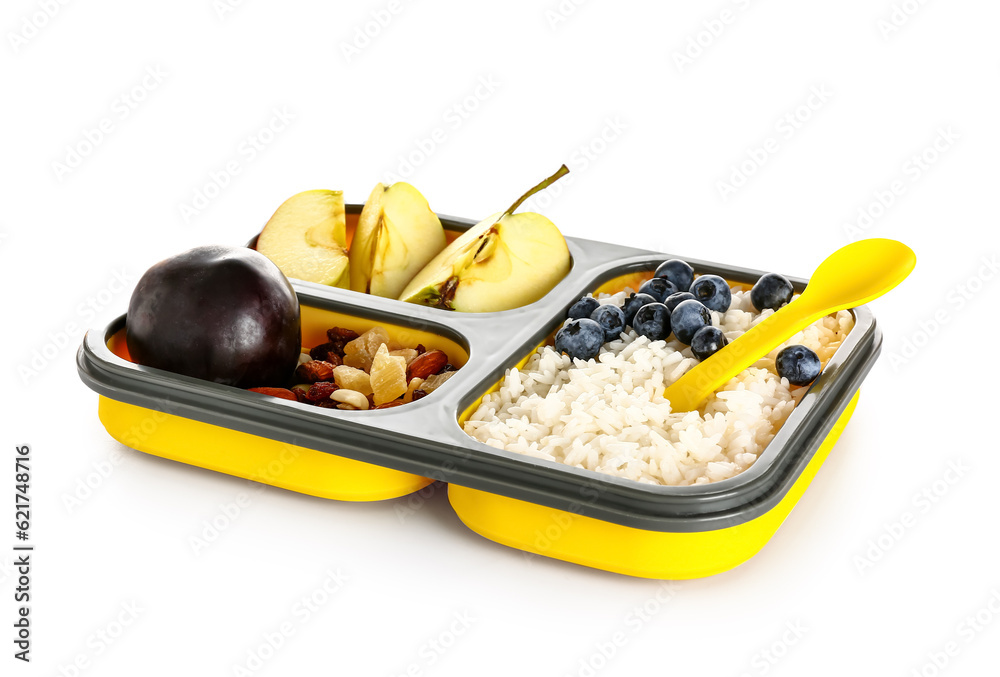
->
<box><xmin>256</xmin><ymin>190</ymin><xmax>350</xmax><ymax>287</ymax></box>
<box><xmin>349</xmin><ymin>182</ymin><xmax>446</xmax><ymax>298</ymax></box>
<box><xmin>399</xmin><ymin>165</ymin><xmax>571</xmax><ymax>312</ymax></box>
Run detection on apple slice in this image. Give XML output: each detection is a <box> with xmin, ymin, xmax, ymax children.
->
<box><xmin>349</xmin><ymin>182</ymin><xmax>446</xmax><ymax>298</ymax></box>
<box><xmin>257</xmin><ymin>190</ymin><xmax>350</xmax><ymax>287</ymax></box>
<box><xmin>399</xmin><ymin>166</ymin><xmax>571</xmax><ymax>312</ymax></box>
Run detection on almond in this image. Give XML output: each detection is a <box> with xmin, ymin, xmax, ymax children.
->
<box><xmin>248</xmin><ymin>387</ymin><xmax>297</xmax><ymax>401</ymax></box>
<box><xmin>375</xmin><ymin>400</ymin><xmax>405</xmax><ymax>409</ymax></box>
<box><xmin>407</xmin><ymin>349</ymin><xmax>448</xmax><ymax>380</ymax></box>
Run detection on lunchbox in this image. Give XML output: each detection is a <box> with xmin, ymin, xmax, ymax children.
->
<box><xmin>77</xmin><ymin>206</ymin><xmax>880</xmax><ymax>579</ymax></box>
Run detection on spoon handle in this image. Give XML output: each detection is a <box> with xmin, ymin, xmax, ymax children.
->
<box><xmin>662</xmin><ymin>296</ymin><xmax>830</xmax><ymax>413</ymax></box>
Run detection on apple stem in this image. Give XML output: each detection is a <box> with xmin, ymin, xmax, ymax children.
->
<box><xmin>502</xmin><ymin>164</ymin><xmax>570</xmax><ymax>217</ymax></box>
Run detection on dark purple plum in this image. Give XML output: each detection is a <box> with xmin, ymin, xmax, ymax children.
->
<box><xmin>126</xmin><ymin>245</ymin><xmax>301</xmax><ymax>388</ymax></box>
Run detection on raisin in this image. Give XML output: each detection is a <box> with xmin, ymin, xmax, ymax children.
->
<box><xmin>306</xmin><ymin>381</ymin><xmax>338</xmax><ymax>402</ymax></box>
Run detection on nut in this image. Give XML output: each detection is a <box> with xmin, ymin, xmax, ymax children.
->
<box><xmin>327</xmin><ymin>327</ymin><xmax>360</xmax><ymax>342</ymax></box>
<box><xmin>330</xmin><ymin>389</ymin><xmax>369</xmax><ymax>410</ymax></box>
<box><xmin>305</xmin><ymin>382</ymin><xmax>338</xmax><ymax>402</ymax></box>
<box><xmin>296</xmin><ymin>360</ymin><xmax>335</xmax><ymax>383</ymax></box>
<box><xmin>375</xmin><ymin>400</ymin><xmax>405</xmax><ymax>409</ymax></box>
<box><xmin>248</xmin><ymin>387</ymin><xmax>297</xmax><ymax>401</ymax></box>
<box><xmin>407</xmin><ymin>349</ymin><xmax>448</xmax><ymax>380</ymax></box>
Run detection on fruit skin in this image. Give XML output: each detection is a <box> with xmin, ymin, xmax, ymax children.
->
<box><xmin>654</xmin><ymin>259</ymin><xmax>695</xmax><ymax>291</ymax></box>
<box><xmin>775</xmin><ymin>345</ymin><xmax>821</xmax><ymax>386</ymax></box>
<box><xmin>664</xmin><ymin>291</ymin><xmax>697</xmax><ymax>312</ymax></box>
<box><xmin>690</xmin><ymin>326</ymin><xmax>728</xmax><ymax>361</ymax></box>
<box><xmin>670</xmin><ymin>299</ymin><xmax>712</xmax><ymax>345</ymax></box>
<box><xmin>750</xmin><ymin>273</ymin><xmax>794</xmax><ymax>312</ymax></box>
<box><xmin>590</xmin><ymin>304</ymin><xmax>626</xmax><ymax>341</ymax></box>
<box><xmin>622</xmin><ymin>292</ymin><xmax>658</xmax><ymax>327</ymax></box>
<box><xmin>689</xmin><ymin>274</ymin><xmax>732</xmax><ymax>312</ymax></box>
<box><xmin>554</xmin><ymin>318</ymin><xmax>604</xmax><ymax>361</ymax></box>
<box><xmin>349</xmin><ymin>182</ymin><xmax>446</xmax><ymax>299</ymax></box>
<box><xmin>399</xmin><ymin>165</ymin><xmax>571</xmax><ymax>312</ymax></box>
<box><xmin>126</xmin><ymin>245</ymin><xmax>301</xmax><ymax>388</ymax></box>
<box><xmin>257</xmin><ymin>190</ymin><xmax>350</xmax><ymax>287</ymax></box>
<box><xmin>567</xmin><ymin>296</ymin><xmax>600</xmax><ymax>320</ymax></box>
<box><xmin>638</xmin><ymin>277</ymin><xmax>678</xmax><ymax>303</ymax></box>
<box><xmin>632</xmin><ymin>303</ymin><xmax>671</xmax><ymax>341</ymax></box>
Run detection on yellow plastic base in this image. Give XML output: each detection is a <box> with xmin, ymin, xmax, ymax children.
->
<box><xmin>449</xmin><ymin>391</ymin><xmax>860</xmax><ymax>579</ymax></box>
<box><xmin>98</xmin><ymin>397</ymin><xmax>433</xmax><ymax>501</ymax></box>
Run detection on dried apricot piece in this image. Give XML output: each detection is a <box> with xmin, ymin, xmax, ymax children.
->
<box><xmin>421</xmin><ymin>371</ymin><xmax>456</xmax><ymax>393</ymax></box>
<box><xmin>333</xmin><ymin>365</ymin><xmax>373</xmax><ymax>396</ymax></box>
<box><xmin>370</xmin><ymin>344</ymin><xmax>408</xmax><ymax>406</ymax></box>
<box><xmin>343</xmin><ymin>327</ymin><xmax>390</xmax><ymax>372</ymax></box>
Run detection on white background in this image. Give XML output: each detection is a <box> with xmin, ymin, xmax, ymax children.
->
<box><xmin>2</xmin><ymin>0</ymin><xmax>999</xmax><ymax>674</ymax></box>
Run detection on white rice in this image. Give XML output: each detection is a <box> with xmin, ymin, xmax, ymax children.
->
<box><xmin>463</xmin><ymin>288</ymin><xmax>854</xmax><ymax>486</ymax></box>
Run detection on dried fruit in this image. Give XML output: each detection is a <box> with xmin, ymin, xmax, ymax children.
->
<box><xmin>415</xmin><ymin>344</ymin><xmax>426</xmax><ymax>354</ymax></box>
<box><xmin>333</xmin><ymin>365</ymin><xmax>373</xmax><ymax>396</ymax></box>
<box><xmin>390</xmin><ymin>348</ymin><xmax>419</xmax><ymax>366</ymax></box>
<box><xmin>370</xmin><ymin>344</ymin><xmax>408</xmax><ymax>406</ymax></box>
<box><xmin>421</xmin><ymin>370</ymin><xmax>456</xmax><ymax>393</ymax></box>
<box><xmin>248</xmin><ymin>387</ymin><xmax>297</xmax><ymax>401</ymax></box>
<box><xmin>327</xmin><ymin>327</ymin><xmax>360</xmax><ymax>342</ymax></box>
<box><xmin>343</xmin><ymin>327</ymin><xmax>390</xmax><ymax>371</ymax></box>
<box><xmin>408</xmin><ymin>349</ymin><xmax>448</xmax><ymax>380</ymax></box>
<box><xmin>411</xmin><ymin>389</ymin><xmax>428</xmax><ymax>401</ymax></box>
<box><xmin>290</xmin><ymin>384</ymin><xmax>312</xmax><ymax>403</ymax></box>
<box><xmin>309</xmin><ymin>342</ymin><xmax>339</xmax><ymax>361</ymax></box>
<box><xmin>296</xmin><ymin>360</ymin><xmax>335</xmax><ymax>383</ymax></box>
<box><xmin>306</xmin><ymin>382</ymin><xmax>338</xmax><ymax>401</ymax></box>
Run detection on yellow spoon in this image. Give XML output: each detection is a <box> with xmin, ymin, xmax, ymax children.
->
<box><xmin>662</xmin><ymin>238</ymin><xmax>916</xmax><ymax>412</ymax></box>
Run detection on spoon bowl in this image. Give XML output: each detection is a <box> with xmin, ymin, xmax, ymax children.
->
<box><xmin>662</xmin><ymin>238</ymin><xmax>915</xmax><ymax>413</ymax></box>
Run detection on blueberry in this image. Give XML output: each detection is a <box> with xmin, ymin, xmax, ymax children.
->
<box><xmin>567</xmin><ymin>296</ymin><xmax>600</xmax><ymax>320</ymax></box>
<box><xmin>638</xmin><ymin>277</ymin><xmax>678</xmax><ymax>303</ymax></box>
<box><xmin>750</xmin><ymin>273</ymin><xmax>794</xmax><ymax>312</ymax></box>
<box><xmin>664</xmin><ymin>291</ymin><xmax>697</xmax><ymax>313</ymax></box>
<box><xmin>632</xmin><ymin>303</ymin><xmax>671</xmax><ymax>341</ymax></box>
<box><xmin>654</xmin><ymin>259</ymin><xmax>695</xmax><ymax>291</ymax></box>
<box><xmin>590</xmin><ymin>304</ymin><xmax>626</xmax><ymax>342</ymax></box>
<box><xmin>690</xmin><ymin>326</ymin><xmax>728</xmax><ymax>361</ymax></box>
<box><xmin>621</xmin><ymin>292</ymin><xmax>658</xmax><ymax>327</ymax></box>
<box><xmin>689</xmin><ymin>275</ymin><xmax>732</xmax><ymax>313</ymax></box>
<box><xmin>775</xmin><ymin>345</ymin><xmax>821</xmax><ymax>386</ymax></box>
<box><xmin>554</xmin><ymin>319</ymin><xmax>605</xmax><ymax>361</ymax></box>
<box><xmin>670</xmin><ymin>300</ymin><xmax>712</xmax><ymax>344</ymax></box>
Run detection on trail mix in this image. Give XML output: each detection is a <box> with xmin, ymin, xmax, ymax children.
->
<box><xmin>247</xmin><ymin>326</ymin><xmax>458</xmax><ymax>410</ymax></box>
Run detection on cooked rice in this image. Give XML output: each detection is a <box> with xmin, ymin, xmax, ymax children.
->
<box><xmin>463</xmin><ymin>288</ymin><xmax>854</xmax><ymax>486</ymax></box>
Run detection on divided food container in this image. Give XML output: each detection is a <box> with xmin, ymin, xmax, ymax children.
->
<box><xmin>77</xmin><ymin>206</ymin><xmax>881</xmax><ymax>579</ymax></box>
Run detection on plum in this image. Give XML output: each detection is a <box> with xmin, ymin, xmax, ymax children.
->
<box><xmin>126</xmin><ymin>245</ymin><xmax>301</xmax><ymax>388</ymax></box>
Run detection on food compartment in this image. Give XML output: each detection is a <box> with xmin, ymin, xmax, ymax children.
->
<box><xmin>83</xmin><ymin>292</ymin><xmax>470</xmax><ymax>501</ymax></box>
<box><xmin>459</xmin><ymin>257</ymin><xmax>855</xmax><ymax>490</ymax></box>
<box><xmin>248</xmin><ymin>204</ymin><xmax>575</xmax><ymax>315</ymax></box>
